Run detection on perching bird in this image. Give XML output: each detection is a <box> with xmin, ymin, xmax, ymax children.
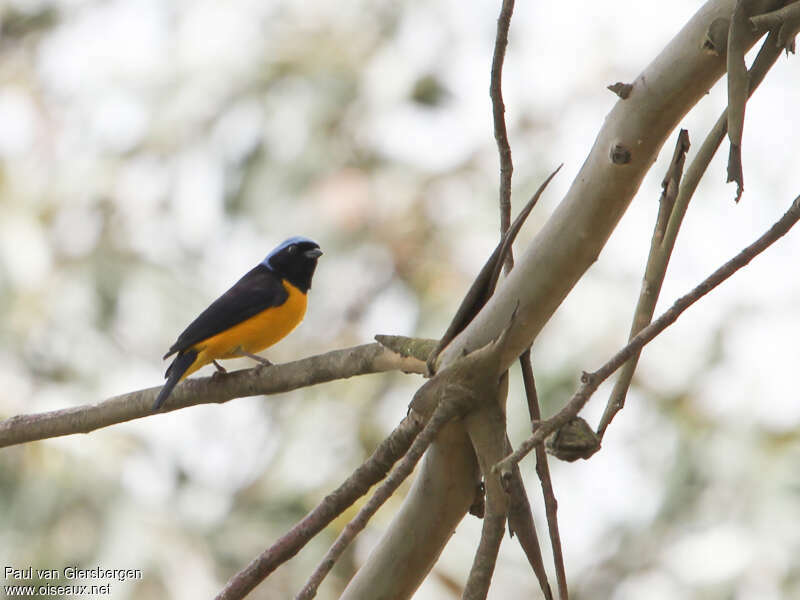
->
<box><xmin>153</xmin><ymin>236</ymin><xmax>322</xmax><ymax>410</ymax></box>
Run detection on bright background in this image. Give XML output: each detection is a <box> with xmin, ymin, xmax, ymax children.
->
<box><xmin>1</xmin><ymin>1</ymin><xmax>799</xmax><ymax>598</ymax></box>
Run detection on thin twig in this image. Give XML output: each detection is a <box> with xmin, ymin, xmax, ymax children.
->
<box><xmin>295</xmin><ymin>392</ymin><xmax>470</xmax><ymax>600</ymax></box>
<box><xmin>215</xmin><ymin>412</ymin><xmax>424</xmax><ymax>600</ymax></box>
<box><xmin>0</xmin><ymin>341</ymin><xmax>428</xmax><ymax>449</ymax></box>
<box><xmin>491</xmin><ymin>0</ymin><xmax>516</xmax><ymax>274</ymax></box>
<box><xmin>520</xmin><ymin>350</ymin><xmax>567</xmax><ymax>600</ymax></box>
<box><xmin>498</xmin><ymin>193</ymin><xmax>800</xmax><ymax>474</ymax></box>
<box><xmin>596</xmin><ymin>130</ymin><xmax>690</xmax><ymax>438</ymax></box>
<box><xmin>726</xmin><ymin>0</ymin><xmax>752</xmax><ymax>201</ymax></box>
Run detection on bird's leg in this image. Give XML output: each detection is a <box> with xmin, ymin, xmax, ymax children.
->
<box><xmin>239</xmin><ymin>350</ymin><xmax>272</xmax><ymax>366</ymax></box>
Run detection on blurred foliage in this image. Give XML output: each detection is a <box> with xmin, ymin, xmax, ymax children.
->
<box><xmin>1</xmin><ymin>1</ymin><xmax>799</xmax><ymax>599</ymax></box>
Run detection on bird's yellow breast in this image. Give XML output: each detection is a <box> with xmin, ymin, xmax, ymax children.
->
<box><xmin>183</xmin><ymin>281</ymin><xmax>308</xmax><ymax>378</ymax></box>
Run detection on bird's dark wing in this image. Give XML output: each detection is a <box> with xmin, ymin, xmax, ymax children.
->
<box><xmin>164</xmin><ymin>264</ymin><xmax>289</xmax><ymax>358</ymax></box>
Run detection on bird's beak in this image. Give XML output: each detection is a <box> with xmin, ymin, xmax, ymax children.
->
<box><xmin>305</xmin><ymin>248</ymin><xmax>323</xmax><ymax>259</ymax></box>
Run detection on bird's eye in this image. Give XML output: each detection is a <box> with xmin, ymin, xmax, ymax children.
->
<box><xmin>287</xmin><ymin>245</ymin><xmax>297</xmax><ymax>254</ymax></box>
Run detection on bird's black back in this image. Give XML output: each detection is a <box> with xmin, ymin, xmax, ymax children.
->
<box><xmin>163</xmin><ymin>264</ymin><xmax>288</xmax><ymax>358</ymax></box>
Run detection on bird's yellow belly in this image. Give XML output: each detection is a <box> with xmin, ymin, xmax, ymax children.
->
<box><xmin>183</xmin><ymin>282</ymin><xmax>308</xmax><ymax>377</ymax></box>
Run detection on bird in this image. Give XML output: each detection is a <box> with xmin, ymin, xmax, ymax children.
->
<box><xmin>153</xmin><ymin>236</ymin><xmax>322</xmax><ymax>411</ymax></box>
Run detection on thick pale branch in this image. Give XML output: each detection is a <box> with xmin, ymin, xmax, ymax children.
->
<box><xmin>0</xmin><ymin>341</ymin><xmax>428</xmax><ymax>448</ymax></box>
<box><xmin>438</xmin><ymin>0</ymin><xmax>787</xmax><ymax>372</ymax></box>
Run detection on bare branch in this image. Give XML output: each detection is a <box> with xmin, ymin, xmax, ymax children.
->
<box><xmin>0</xmin><ymin>341</ymin><xmax>428</xmax><ymax>449</ymax></box>
<box><xmin>491</xmin><ymin>0</ymin><xmax>516</xmax><ymax>262</ymax></box>
<box><xmin>726</xmin><ymin>0</ymin><xmax>752</xmax><ymax>201</ymax></box>
<box><xmin>498</xmin><ymin>193</ymin><xmax>800</xmax><ymax>473</ymax></box>
<box><xmin>750</xmin><ymin>0</ymin><xmax>800</xmax><ymax>50</ymax></box>
<box><xmin>437</xmin><ymin>0</ymin><xmax>778</xmax><ymax>376</ymax></box>
<box><xmin>215</xmin><ymin>412</ymin><xmax>424</xmax><ymax>600</ymax></box>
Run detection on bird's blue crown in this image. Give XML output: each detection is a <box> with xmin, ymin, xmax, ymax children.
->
<box><xmin>261</xmin><ymin>236</ymin><xmax>319</xmax><ymax>267</ymax></box>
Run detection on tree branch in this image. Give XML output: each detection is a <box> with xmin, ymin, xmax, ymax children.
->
<box><xmin>0</xmin><ymin>341</ymin><xmax>428</xmax><ymax>448</ymax></box>
<box><xmin>749</xmin><ymin>0</ymin><xmax>800</xmax><ymax>52</ymax></box>
<box><xmin>725</xmin><ymin>0</ymin><xmax>752</xmax><ymax>201</ymax></box>
<box><xmin>438</xmin><ymin>0</ymin><xmax>788</xmax><ymax>372</ymax></box>
<box><xmin>498</xmin><ymin>193</ymin><xmax>800</xmax><ymax>474</ymax></box>
<box><xmin>491</xmin><ymin>0</ymin><xmax>516</xmax><ymax>273</ymax></box>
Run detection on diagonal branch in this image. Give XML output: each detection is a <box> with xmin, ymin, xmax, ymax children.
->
<box><xmin>597</xmin><ymin>26</ymin><xmax>788</xmax><ymax>439</ymax></box>
<box><xmin>0</xmin><ymin>341</ymin><xmax>429</xmax><ymax>449</ymax></box>
<box><xmin>596</xmin><ymin>130</ymin><xmax>691</xmax><ymax>438</ymax></box>
<box><xmin>750</xmin><ymin>0</ymin><xmax>800</xmax><ymax>49</ymax></box>
<box><xmin>498</xmin><ymin>193</ymin><xmax>800</xmax><ymax>473</ymax></box>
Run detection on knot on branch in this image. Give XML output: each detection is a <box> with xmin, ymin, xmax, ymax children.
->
<box><xmin>609</xmin><ymin>143</ymin><xmax>632</xmax><ymax>165</ymax></box>
<box><xmin>702</xmin><ymin>17</ymin><xmax>729</xmax><ymax>55</ymax></box>
<box><xmin>545</xmin><ymin>417</ymin><xmax>601</xmax><ymax>462</ymax></box>
<box><xmin>607</xmin><ymin>81</ymin><xmax>633</xmax><ymax>99</ymax></box>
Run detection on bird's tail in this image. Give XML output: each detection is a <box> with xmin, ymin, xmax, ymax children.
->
<box><xmin>153</xmin><ymin>350</ymin><xmax>198</xmax><ymax>411</ymax></box>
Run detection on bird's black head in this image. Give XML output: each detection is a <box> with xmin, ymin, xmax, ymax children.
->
<box><xmin>262</xmin><ymin>236</ymin><xmax>322</xmax><ymax>293</ymax></box>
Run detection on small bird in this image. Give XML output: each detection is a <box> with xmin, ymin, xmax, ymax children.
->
<box><xmin>153</xmin><ymin>236</ymin><xmax>322</xmax><ymax>410</ymax></box>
